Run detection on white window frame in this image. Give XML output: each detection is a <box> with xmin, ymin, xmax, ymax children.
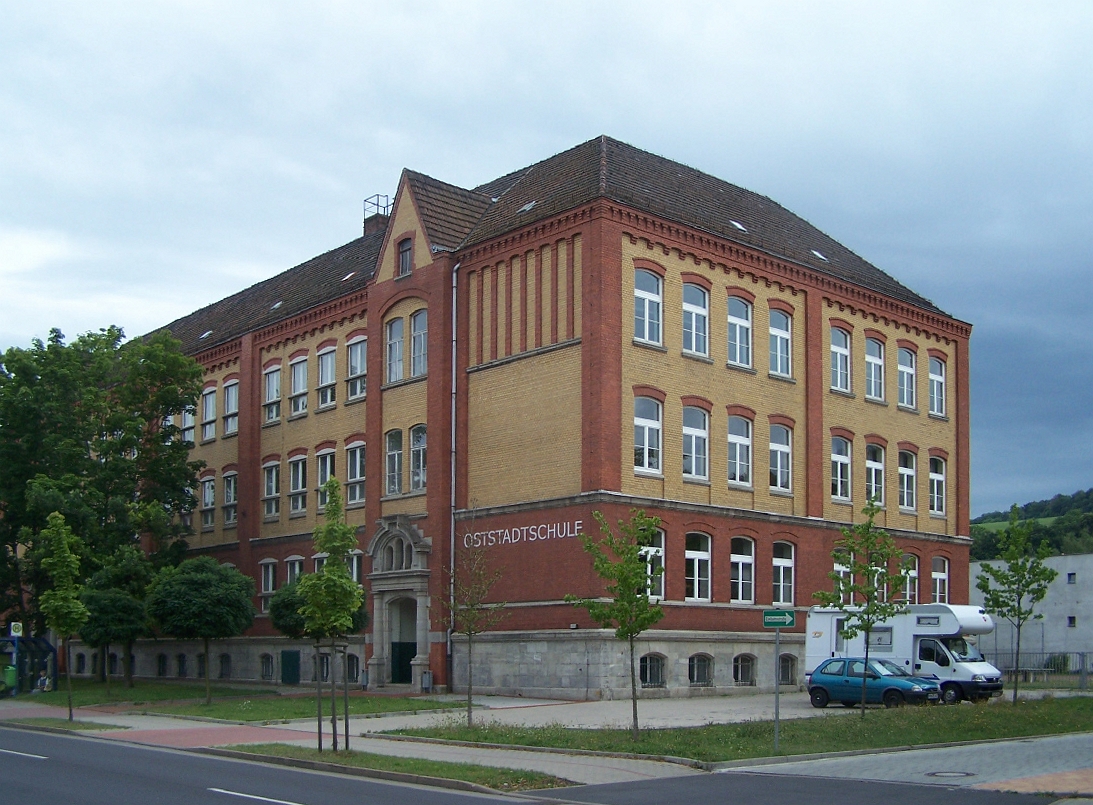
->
<box><xmin>289</xmin><ymin>457</ymin><xmax>307</xmax><ymax>513</ymax></box>
<box><xmin>772</xmin><ymin>541</ymin><xmax>794</xmax><ymax>605</ymax></box>
<box><xmin>317</xmin><ymin>349</ymin><xmax>336</xmax><ymax>408</ymax></box>
<box><xmin>682</xmin><ymin>283</ymin><xmax>708</xmax><ymax>357</ymax></box>
<box><xmin>685</xmin><ymin>532</ymin><xmax>711</xmax><ymax>602</ymax></box>
<box><xmin>316</xmin><ymin>450</ymin><xmax>335</xmax><ymax>509</ymax></box>
<box><xmin>633</xmin><ymin>397</ymin><xmax>662</xmax><ymax>474</ymax></box>
<box><xmin>929</xmin><ymin>457</ymin><xmax>946</xmax><ymax>515</ymax></box>
<box><xmin>929</xmin><ymin>357</ymin><xmax>946</xmax><ymax>416</ymax></box>
<box><xmin>201</xmin><ymin>388</ymin><xmax>216</xmax><ymax>441</ymax></box>
<box><xmin>682</xmin><ymin>406</ymin><xmax>709</xmax><ymax>481</ymax></box>
<box><xmin>831</xmin><ymin>436</ymin><xmax>851</xmax><ymax>501</ymax></box>
<box><xmin>285</xmin><ymin>556</ymin><xmax>303</xmax><ymax>586</ymax></box>
<box><xmin>345</xmin><ymin>442</ymin><xmax>365</xmax><ymax>505</ymax></box>
<box><xmin>898</xmin><ymin>450</ymin><xmax>916</xmax><ymax>510</ymax></box>
<box><xmin>769</xmin><ymin>309</ymin><xmax>791</xmax><ymax>377</ymax></box>
<box><xmin>727</xmin><ymin>296</ymin><xmax>752</xmax><ymax>367</ymax></box>
<box><xmin>902</xmin><ymin>554</ymin><xmax>919</xmax><ymax>604</ymax></box>
<box><xmin>181</xmin><ymin>408</ymin><xmax>195</xmax><ymax>443</ymax></box>
<box><xmin>769</xmin><ymin>424</ymin><xmax>792</xmax><ymax>492</ymax></box>
<box><xmin>830</xmin><ymin>327</ymin><xmax>850</xmax><ymax>392</ymax></box>
<box><xmin>222</xmin><ymin>382</ymin><xmax>239</xmax><ymax>435</ymax></box>
<box><xmin>931</xmin><ymin>556</ymin><xmax>949</xmax><ymax>603</ymax></box>
<box><xmin>634</xmin><ymin>269</ymin><xmax>662</xmax><ymax>346</ymax></box>
<box><xmin>200</xmin><ymin>478</ymin><xmax>215</xmax><ymax>528</ymax></box>
<box><xmin>262</xmin><ymin>463</ymin><xmax>280</xmax><ymax>518</ymax></box>
<box><xmin>730</xmin><ymin>537</ymin><xmax>754</xmax><ymax>604</ymax></box>
<box><xmin>898</xmin><ymin>348</ymin><xmax>916</xmax><ymax>408</ymax></box>
<box><xmin>410</xmin><ymin>309</ymin><xmax>428</xmax><ymax>377</ymax></box>
<box><xmin>727</xmin><ymin>416</ymin><xmax>752</xmax><ymax>487</ymax></box>
<box><xmin>410</xmin><ymin>424</ymin><xmax>427</xmax><ymax>491</ymax></box>
<box><xmin>346</xmin><ymin>337</ymin><xmax>367</xmax><ymax>399</ymax></box>
<box><xmin>222</xmin><ymin>472</ymin><xmax>237</xmax><ymax>526</ymax></box>
<box><xmin>398</xmin><ymin>237</ymin><xmax>412</xmax><ymax>277</ymax></box>
<box><xmin>386</xmin><ymin>318</ymin><xmax>404</xmax><ymax>383</ymax></box>
<box><xmin>346</xmin><ymin>550</ymin><xmax>364</xmax><ymax>584</ymax></box>
<box><xmin>385</xmin><ymin>429</ymin><xmax>403</xmax><ymax>496</ymax></box>
<box><xmin>865</xmin><ymin>444</ymin><xmax>885</xmax><ymax>505</ymax></box>
<box><xmin>263</xmin><ymin>367</ymin><xmax>281</xmax><ymax>422</ymax></box>
<box><xmin>834</xmin><ymin>560</ymin><xmax>852</xmax><ymax>604</ymax></box>
<box><xmin>259</xmin><ymin>560</ymin><xmax>277</xmax><ymax>612</ymax></box>
<box><xmin>290</xmin><ymin>358</ymin><xmax>308</xmax><ymax>415</ymax></box>
<box><xmin>865</xmin><ymin>338</ymin><xmax>885</xmax><ymax>400</ymax></box>
<box><xmin>640</xmin><ymin>530</ymin><xmax>665</xmax><ymax>600</ymax></box>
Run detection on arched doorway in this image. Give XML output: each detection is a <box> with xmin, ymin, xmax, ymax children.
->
<box><xmin>389</xmin><ymin>598</ymin><xmax>417</xmax><ymax>684</ymax></box>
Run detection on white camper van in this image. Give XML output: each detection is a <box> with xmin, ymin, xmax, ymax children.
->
<box><xmin>806</xmin><ymin>604</ymin><xmax>1004</xmax><ymax>704</ymax></box>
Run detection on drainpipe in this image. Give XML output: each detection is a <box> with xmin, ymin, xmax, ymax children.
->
<box><xmin>448</xmin><ymin>261</ymin><xmax>461</xmax><ymax>693</ymax></box>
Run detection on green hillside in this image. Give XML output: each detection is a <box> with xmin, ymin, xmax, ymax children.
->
<box><xmin>971</xmin><ymin>487</ymin><xmax>1093</xmax><ymax>560</ymax></box>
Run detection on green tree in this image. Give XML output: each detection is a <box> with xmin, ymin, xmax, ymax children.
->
<box><xmin>146</xmin><ymin>556</ymin><xmax>255</xmax><ymax>705</ymax></box>
<box><xmin>813</xmin><ymin>503</ymin><xmax>909</xmax><ymax>716</ymax></box>
<box><xmin>82</xmin><ymin>546</ymin><xmax>155</xmax><ymax>688</ymax></box>
<box><xmin>269</xmin><ymin>579</ymin><xmax>367</xmax><ymax>641</ymax></box>
<box><xmin>447</xmin><ymin>544</ymin><xmax>508</xmax><ymax>727</ymax></box>
<box><xmin>0</xmin><ymin>327</ymin><xmax>203</xmax><ymax>628</ymax></box>
<box><xmin>296</xmin><ymin>480</ymin><xmax>365</xmax><ymax>751</ymax></box>
<box><xmin>975</xmin><ymin>505</ymin><xmax>1059</xmax><ymax>703</ymax></box>
<box><xmin>565</xmin><ymin>509</ymin><xmax>663</xmax><ymax>740</ymax></box>
<box><xmin>36</xmin><ymin>512</ymin><xmax>89</xmax><ymax>721</ymax></box>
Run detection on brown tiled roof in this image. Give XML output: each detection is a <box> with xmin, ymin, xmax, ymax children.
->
<box><xmin>161</xmin><ymin>232</ymin><xmax>383</xmax><ymax>355</ymax></box>
<box><xmin>461</xmin><ymin>136</ymin><xmax>947</xmax><ymax>316</ymax></box>
<box><xmin>404</xmin><ymin>170</ymin><xmax>491</xmax><ymax>253</ymax></box>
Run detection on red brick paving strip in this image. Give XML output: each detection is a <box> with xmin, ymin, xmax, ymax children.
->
<box><xmin>975</xmin><ymin>768</ymin><xmax>1093</xmax><ymax>796</ymax></box>
<box><xmin>98</xmin><ymin>724</ymin><xmax>314</xmax><ymax>748</ymax></box>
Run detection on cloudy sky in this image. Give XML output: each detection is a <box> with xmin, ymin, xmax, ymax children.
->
<box><xmin>2</xmin><ymin>2</ymin><xmax>1091</xmax><ymax>517</ymax></box>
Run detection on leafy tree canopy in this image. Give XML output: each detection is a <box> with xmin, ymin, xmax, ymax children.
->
<box><xmin>296</xmin><ymin>481</ymin><xmax>364</xmax><ymax>639</ymax></box>
<box><xmin>146</xmin><ymin>556</ymin><xmax>255</xmax><ymax>641</ymax></box>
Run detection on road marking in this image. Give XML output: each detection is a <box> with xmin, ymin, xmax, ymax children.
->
<box><xmin>208</xmin><ymin>789</ymin><xmax>305</xmax><ymax>805</ymax></box>
<box><xmin>0</xmin><ymin>748</ymin><xmax>48</xmax><ymax>759</ymax></box>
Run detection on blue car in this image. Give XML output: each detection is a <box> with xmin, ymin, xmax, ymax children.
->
<box><xmin>808</xmin><ymin>657</ymin><xmax>942</xmax><ymax>708</ymax></box>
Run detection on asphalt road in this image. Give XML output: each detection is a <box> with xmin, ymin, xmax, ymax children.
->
<box><xmin>0</xmin><ymin>726</ymin><xmax>520</xmax><ymax>805</ymax></box>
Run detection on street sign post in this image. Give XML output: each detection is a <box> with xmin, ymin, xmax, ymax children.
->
<box><xmin>762</xmin><ymin>609</ymin><xmax>796</xmax><ymax>752</ymax></box>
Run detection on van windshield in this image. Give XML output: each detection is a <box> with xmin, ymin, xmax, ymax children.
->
<box><xmin>941</xmin><ymin>637</ymin><xmax>983</xmax><ymax>661</ymax></box>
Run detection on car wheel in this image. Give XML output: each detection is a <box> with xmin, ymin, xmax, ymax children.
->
<box><xmin>941</xmin><ymin>683</ymin><xmax>962</xmax><ymax>705</ymax></box>
<box><xmin>883</xmin><ymin>690</ymin><xmax>903</xmax><ymax>709</ymax></box>
<box><xmin>810</xmin><ymin>688</ymin><xmax>829</xmax><ymax>708</ymax></box>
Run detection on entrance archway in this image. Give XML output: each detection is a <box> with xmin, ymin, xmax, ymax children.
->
<box><xmin>389</xmin><ymin>598</ymin><xmax>417</xmax><ymax>684</ymax></box>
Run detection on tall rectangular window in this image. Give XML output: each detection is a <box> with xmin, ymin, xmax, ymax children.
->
<box><xmin>346</xmin><ymin>443</ymin><xmax>365</xmax><ymax>504</ymax></box>
<box><xmin>263</xmin><ymin>367</ymin><xmax>281</xmax><ymax>422</ymax></box>
<box><xmin>285</xmin><ymin>558</ymin><xmax>303</xmax><ymax>586</ymax></box>
<box><xmin>317</xmin><ymin>349</ymin><xmax>336</xmax><ymax>407</ymax></box>
<box><xmin>931</xmin><ymin>556</ymin><xmax>949</xmax><ymax>603</ymax></box>
<box><xmin>263</xmin><ymin>463</ymin><xmax>280</xmax><ymax>518</ymax></box>
<box><xmin>411</xmin><ymin>310</ymin><xmax>428</xmax><ymax>377</ymax></box>
<box><xmin>223</xmin><ymin>382</ymin><xmax>239</xmax><ymax>435</ymax></box>
<box><xmin>772</xmin><ymin>542</ymin><xmax>794</xmax><ymax>605</ymax></box>
<box><xmin>290</xmin><ymin>358</ymin><xmax>308</xmax><ymax>415</ymax></box>
<box><xmin>830</xmin><ymin>327</ymin><xmax>850</xmax><ymax>391</ymax></box>
<box><xmin>685</xmin><ymin>533</ymin><xmax>710</xmax><ymax>601</ymax></box>
<box><xmin>316</xmin><ymin>451</ymin><xmax>334</xmax><ymax>508</ymax></box>
<box><xmin>682</xmin><ymin>406</ymin><xmax>708</xmax><ymax>481</ymax></box>
<box><xmin>633</xmin><ymin>397</ymin><xmax>661</xmax><ymax>473</ymax></box>
<box><xmin>222</xmin><ymin>473</ymin><xmax>237</xmax><ymax>525</ymax></box>
<box><xmin>865</xmin><ymin>338</ymin><xmax>885</xmax><ymax>400</ymax></box>
<box><xmin>727</xmin><ymin>416</ymin><xmax>751</xmax><ymax>486</ymax></box>
<box><xmin>201</xmin><ymin>388</ymin><xmax>216</xmax><ymax>440</ymax></box>
<box><xmin>181</xmin><ymin>408</ymin><xmax>195</xmax><ymax>443</ymax></box>
<box><xmin>385</xmin><ymin>430</ymin><xmax>403</xmax><ymax>495</ymax></box>
<box><xmin>831</xmin><ymin>437</ymin><xmax>851</xmax><ymax>501</ymax></box>
<box><xmin>386</xmin><ymin>319</ymin><xmax>404</xmax><ymax>383</ymax></box>
<box><xmin>730</xmin><ymin>537</ymin><xmax>754</xmax><ymax>603</ymax></box>
<box><xmin>289</xmin><ymin>457</ymin><xmax>307</xmax><ymax>513</ymax></box>
<box><xmin>769</xmin><ymin>310</ymin><xmax>791</xmax><ymax>377</ymax></box>
<box><xmin>929</xmin><ymin>457</ymin><xmax>946</xmax><ymax>515</ymax></box>
<box><xmin>682</xmin><ymin>284</ymin><xmax>708</xmax><ymax>357</ymax></box>
<box><xmin>346</xmin><ymin>338</ymin><xmax>367</xmax><ymax>399</ymax></box>
<box><xmin>727</xmin><ymin>297</ymin><xmax>752</xmax><ymax>367</ymax></box>
<box><xmin>902</xmin><ymin>554</ymin><xmax>919</xmax><ymax>603</ymax></box>
<box><xmin>634</xmin><ymin>269</ymin><xmax>662</xmax><ymax>345</ymax></box>
<box><xmin>641</xmin><ymin>530</ymin><xmax>665</xmax><ymax>600</ymax></box>
<box><xmin>201</xmin><ymin>478</ymin><xmax>215</xmax><ymax>528</ymax></box>
<box><xmin>410</xmin><ymin>425</ymin><xmax>427</xmax><ymax>491</ymax></box>
<box><xmin>770</xmin><ymin>425</ymin><xmax>792</xmax><ymax>492</ymax></box>
<box><xmin>929</xmin><ymin>357</ymin><xmax>946</xmax><ymax>416</ymax></box>
<box><xmin>899</xmin><ymin>450</ymin><xmax>916</xmax><ymax>510</ymax></box>
<box><xmin>866</xmin><ymin>444</ymin><xmax>885</xmax><ymax>505</ymax></box>
<box><xmin>398</xmin><ymin>238</ymin><xmax>412</xmax><ymax>277</ymax></box>
<box><xmin>898</xmin><ymin>348</ymin><xmax>916</xmax><ymax>408</ymax></box>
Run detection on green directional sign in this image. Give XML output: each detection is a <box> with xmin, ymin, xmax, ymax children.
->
<box><xmin>763</xmin><ymin>609</ymin><xmax>795</xmax><ymax>628</ymax></box>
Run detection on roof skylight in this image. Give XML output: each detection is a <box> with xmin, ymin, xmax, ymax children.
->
<box><xmin>730</xmin><ymin>220</ymin><xmax>747</xmax><ymax>232</ymax></box>
<box><xmin>270</xmin><ymin>301</ymin><xmax>282</xmax><ymax>310</ymax></box>
<box><xmin>341</xmin><ymin>272</ymin><xmax>356</xmax><ymax>281</ymax></box>
<box><xmin>199</xmin><ymin>330</ymin><xmax>213</xmax><ymax>339</ymax></box>
<box><xmin>811</xmin><ymin>249</ymin><xmax>829</xmax><ymax>262</ymax></box>
<box><xmin>518</xmin><ymin>200</ymin><xmax>537</xmax><ymax>213</ymax></box>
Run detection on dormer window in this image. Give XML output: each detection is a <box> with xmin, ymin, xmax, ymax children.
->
<box><xmin>398</xmin><ymin>238</ymin><xmax>412</xmax><ymax>277</ymax></box>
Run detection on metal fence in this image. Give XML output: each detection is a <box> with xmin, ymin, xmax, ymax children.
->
<box><xmin>980</xmin><ymin>650</ymin><xmax>1090</xmax><ymax>690</ymax></box>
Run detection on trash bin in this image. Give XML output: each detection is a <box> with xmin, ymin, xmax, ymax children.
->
<box><xmin>2</xmin><ymin>665</ymin><xmax>16</xmax><ymax>693</ymax></box>
<box><xmin>421</xmin><ymin>670</ymin><xmax>433</xmax><ymax>692</ymax></box>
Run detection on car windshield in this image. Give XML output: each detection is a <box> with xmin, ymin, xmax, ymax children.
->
<box><xmin>941</xmin><ymin>637</ymin><xmax>983</xmax><ymax>661</ymax></box>
<box><xmin>870</xmin><ymin>659</ymin><xmax>910</xmax><ymax>677</ymax></box>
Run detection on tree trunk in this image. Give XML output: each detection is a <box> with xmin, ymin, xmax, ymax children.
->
<box><xmin>1012</xmin><ymin>623</ymin><xmax>1022</xmax><ymax>704</ymax></box>
<box><xmin>315</xmin><ymin>648</ymin><xmax>323</xmax><ymax>752</ymax></box>
<box><xmin>861</xmin><ymin>633</ymin><xmax>871</xmax><ymax>717</ymax></box>
<box><xmin>629</xmin><ymin>635</ymin><xmax>639</xmax><ymax>741</ymax></box>
<box><xmin>466</xmin><ymin>633</ymin><xmax>474</xmax><ymax>728</ymax></box>
<box><xmin>64</xmin><ymin>638</ymin><xmax>74</xmax><ymax>722</ymax></box>
<box><xmin>329</xmin><ymin>639</ymin><xmax>339</xmax><ymax>752</ymax></box>
<box><xmin>204</xmin><ymin>637</ymin><xmax>211</xmax><ymax>705</ymax></box>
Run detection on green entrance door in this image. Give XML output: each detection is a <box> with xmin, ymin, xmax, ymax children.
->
<box><xmin>390</xmin><ymin>642</ymin><xmax>415</xmax><ymax>684</ymax></box>
<box><xmin>281</xmin><ymin>650</ymin><xmax>300</xmax><ymax>685</ymax></box>
<box><xmin>390</xmin><ymin>597</ymin><xmax>417</xmax><ymax>684</ymax></box>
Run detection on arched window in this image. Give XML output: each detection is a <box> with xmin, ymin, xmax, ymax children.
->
<box><xmin>682</xmin><ymin>283</ymin><xmax>708</xmax><ymax>356</ymax></box>
<box><xmin>727</xmin><ymin>416</ymin><xmax>752</xmax><ymax>486</ymax></box>
<box><xmin>899</xmin><ymin>450</ymin><xmax>916</xmax><ymax>510</ymax></box>
<box><xmin>385</xmin><ymin>430</ymin><xmax>403</xmax><ymax>495</ymax></box>
<box><xmin>410</xmin><ymin>425</ymin><xmax>427</xmax><ymax>491</ymax></box>
<box><xmin>902</xmin><ymin>554</ymin><xmax>919</xmax><ymax>604</ymax></box>
<box><xmin>317</xmin><ymin>348</ymin><xmax>336</xmax><ymax>407</ymax></box>
<box><xmin>779</xmin><ymin>654</ymin><xmax>798</xmax><ymax>686</ymax></box>
<box><xmin>634</xmin><ymin>269</ymin><xmax>662</xmax><ymax>345</ymax></box>
<box><xmin>727</xmin><ymin>297</ymin><xmax>752</xmax><ymax>367</ymax></box>
<box><xmin>730</xmin><ymin>537</ymin><xmax>754</xmax><ymax>603</ymax></box>
<box><xmin>640</xmin><ymin>529</ymin><xmax>665</xmax><ymax>599</ymax></box>
<box><xmin>772</xmin><ymin>541</ymin><xmax>794</xmax><ymax>605</ymax></box>
<box><xmin>260</xmin><ymin>654</ymin><xmax>274</xmax><ymax>681</ymax></box>
<box><xmin>386</xmin><ymin>318</ymin><xmax>404</xmax><ymax>383</ymax></box>
<box><xmin>156</xmin><ymin>653</ymin><xmax>167</xmax><ymax>677</ymax></box>
<box><xmin>685</xmin><ymin>533</ymin><xmax>711</xmax><ymax>601</ymax></box>
<box><xmin>830</xmin><ymin>327</ymin><xmax>850</xmax><ymax>391</ymax></box>
<box><xmin>865</xmin><ymin>338</ymin><xmax>885</xmax><ymax>400</ymax></box>
<box><xmin>932</xmin><ymin>556</ymin><xmax>949</xmax><ymax>603</ymax></box>
<box><xmin>769</xmin><ymin>310</ymin><xmax>791</xmax><ymax>377</ymax></box>
<box><xmin>866</xmin><ymin>444</ymin><xmax>885</xmax><ymax>505</ymax></box>
<box><xmin>640</xmin><ymin>654</ymin><xmax>666</xmax><ymax>688</ymax></box>
<box><xmin>898</xmin><ymin>348</ymin><xmax>916</xmax><ymax>408</ymax></box>
<box><xmin>769</xmin><ymin>425</ymin><xmax>792</xmax><ymax>491</ymax></box>
<box><xmin>177</xmin><ymin>654</ymin><xmax>188</xmax><ymax>678</ymax></box>
<box><xmin>831</xmin><ymin>437</ymin><xmax>851</xmax><ymax>501</ymax></box>
<box><xmin>682</xmin><ymin>406</ymin><xmax>708</xmax><ymax>480</ymax></box>
<box><xmin>929</xmin><ymin>457</ymin><xmax>946</xmax><ymax>515</ymax></box>
<box><xmin>347</xmin><ymin>654</ymin><xmax>361</xmax><ymax>683</ymax></box>
<box><xmin>634</xmin><ymin>397</ymin><xmax>662</xmax><ymax>473</ymax></box>
<box><xmin>411</xmin><ymin>309</ymin><xmax>428</xmax><ymax>377</ymax></box>
<box><xmin>689</xmin><ymin>654</ymin><xmax>713</xmax><ymax>686</ymax></box>
<box><xmin>733</xmin><ymin>654</ymin><xmax>756</xmax><ymax>686</ymax></box>
<box><xmin>929</xmin><ymin>357</ymin><xmax>946</xmax><ymax>416</ymax></box>
<box><xmin>76</xmin><ymin>653</ymin><xmax>86</xmax><ymax>674</ymax></box>
<box><xmin>218</xmin><ymin>653</ymin><xmax>231</xmax><ymax>679</ymax></box>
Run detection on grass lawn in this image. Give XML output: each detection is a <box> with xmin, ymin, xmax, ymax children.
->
<box><xmin>390</xmin><ymin>697</ymin><xmax>1093</xmax><ymax>763</ymax></box>
<box><xmin>225</xmin><ymin>743</ymin><xmax>572</xmax><ymax>791</ymax></box>
<box><xmin>3</xmin><ymin>717</ymin><xmax>128</xmax><ymax>731</ymax></box>
<box><xmin>36</xmin><ymin>678</ymin><xmax>273</xmax><ymax>708</ymax></box>
<box><xmin>144</xmin><ymin>695</ymin><xmax>462</xmax><ymax>722</ymax></box>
